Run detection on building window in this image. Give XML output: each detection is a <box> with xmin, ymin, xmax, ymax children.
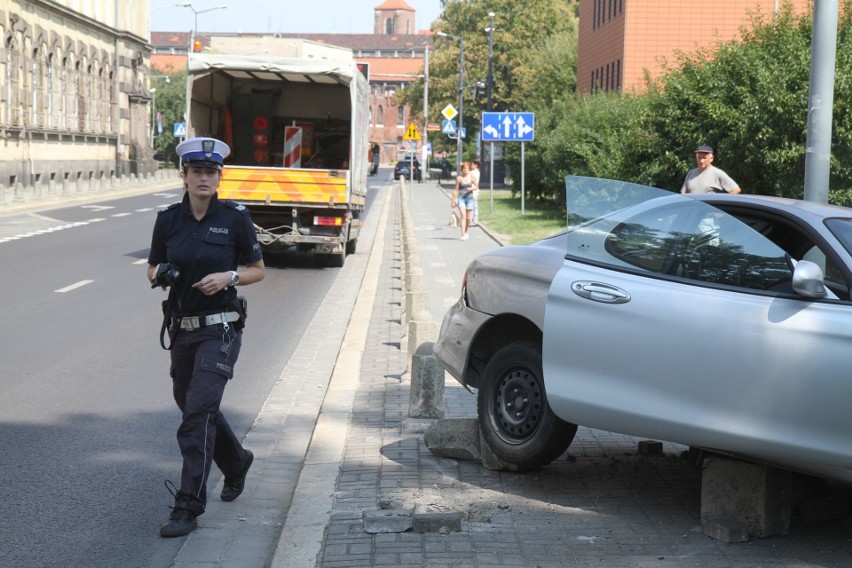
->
<box><xmin>397</xmin><ymin>105</ymin><xmax>405</xmax><ymax>127</ymax></box>
<box><xmin>377</xmin><ymin>105</ymin><xmax>384</xmax><ymax>125</ymax></box>
<box><xmin>616</xmin><ymin>59</ymin><xmax>621</xmax><ymax>91</ymax></box>
<box><xmin>385</xmin><ymin>18</ymin><xmax>393</xmax><ymax>35</ymax></box>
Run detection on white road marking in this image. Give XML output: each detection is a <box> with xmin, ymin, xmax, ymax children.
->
<box><xmin>80</xmin><ymin>205</ymin><xmax>115</xmax><ymax>212</ymax></box>
<box><xmin>56</xmin><ymin>280</ymin><xmax>94</xmax><ymax>293</ymax></box>
<box><xmin>132</xmin><ymin>259</ymin><xmax>148</xmax><ymax>265</ymax></box>
<box><xmin>111</xmin><ymin>213</ymin><xmax>132</xmax><ymax>217</ymax></box>
<box><xmin>135</xmin><ymin>208</ymin><xmax>154</xmax><ymax>212</ymax></box>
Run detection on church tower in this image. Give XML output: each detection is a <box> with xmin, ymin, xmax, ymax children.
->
<box><xmin>374</xmin><ymin>0</ymin><xmax>416</xmax><ymax>35</ymax></box>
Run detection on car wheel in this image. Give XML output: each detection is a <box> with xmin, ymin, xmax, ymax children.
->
<box><xmin>478</xmin><ymin>341</ymin><xmax>577</xmax><ymax>470</ymax></box>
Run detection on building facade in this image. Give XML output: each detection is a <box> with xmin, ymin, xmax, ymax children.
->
<box><xmin>577</xmin><ymin>0</ymin><xmax>812</xmax><ymax>94</ymax></box>
<box><xmin>1</xmin><ymin>0</ymin><xmax>155</xmax><ymax>190</ymax></box>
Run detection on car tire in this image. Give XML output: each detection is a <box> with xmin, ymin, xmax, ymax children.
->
<box><xmin>478</xmin><ymin>341</ymin><xmax>577</xmax><ymax>470</ymax></box>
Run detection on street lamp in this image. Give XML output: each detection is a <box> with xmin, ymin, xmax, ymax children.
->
<box><xmin>485</xmin><ymin>12</ymin><xmax>496</xmax><ymax>208</ymax></box>
<box><xmin>436</xmin><ymin>31</ymin><xmax>464</xmax><ymax>169</ymax></box>
<box><xmin>485</xmin><ymin>12</ymin><xmax>495</xmax><ymax>113</ymax></box>
<box><xmin>178</xmin><ymin>2</ymin><xmax>228</xmax><ymax>51</ymax></box>
<box><xmin>421</xmin><ymin>44</ymin><xmax>429</xmax><ymax>179</ymax></box>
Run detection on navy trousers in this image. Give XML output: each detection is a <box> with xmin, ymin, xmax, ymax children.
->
<box><xmin>169</xmin><ymin>324</ymin><xmax>248</xmax><ymax>514</ymax></box>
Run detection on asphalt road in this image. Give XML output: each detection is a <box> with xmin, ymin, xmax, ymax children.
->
<box><xmin>0</xmin><ymin>182</ymin><xmax>380</xmax><ymax>568</ymax></box>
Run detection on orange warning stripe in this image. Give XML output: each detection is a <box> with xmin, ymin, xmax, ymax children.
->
<box><xmin>218</xmin><ymin>166</ymin><xmax>351</xmax><ymax>204</ymax></box>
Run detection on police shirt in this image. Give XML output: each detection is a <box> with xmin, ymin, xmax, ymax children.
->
<box><xmin>148</xmin><ymin>192</ymin><xmax>262</xmax><ymax>316</ymax></box>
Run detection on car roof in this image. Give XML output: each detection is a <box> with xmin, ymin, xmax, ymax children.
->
<box><xmin>693</xmin><ymin>193</ymin><xmax>852</xmax><ymax>223</ymax></box>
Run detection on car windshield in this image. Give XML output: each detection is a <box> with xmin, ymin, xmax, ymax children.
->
<box><xmin>563</xmin><ymin>176</ymin><xmax>793</xmax><ymax>291</ymax></box>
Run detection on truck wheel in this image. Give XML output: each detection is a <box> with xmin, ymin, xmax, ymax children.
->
<box><xmin>477</xmin><ymin>341</ymin><xmax>577</xmax><ymax>470</ymax></box>
<box><xmin>346</xmin><ymin>238</ymin><xmax>357</xmax><ymax>255</ymax></box>
<box><xmin>326</xmin><ymin>252</ymin><xmax>345</xmax><ymax>268</ymax></box>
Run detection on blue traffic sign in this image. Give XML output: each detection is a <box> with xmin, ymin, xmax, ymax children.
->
<box><xmin>441</xmin><ymin>119</ymin><xmax>456</xmax><ymax>135</ymax></box>
<box><xmin>173</xmin><ymin>122</ymin><xmax>187</xmax><ymax>137</ymax></box>
<box><xmin>481</xmin><ymin>112</ymin><xmax>535</xmax><ymax>142</ymax></box>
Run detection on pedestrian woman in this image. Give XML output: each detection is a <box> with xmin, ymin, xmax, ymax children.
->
<box><xmin>451</xmin><ymin>161</ymin><xmax>476</xmax><ymax>240</ymax></box>
<box><xmin>147</xmin><ymin>137</ymin><xmax>265</xmax><ymax>538</ymax></box>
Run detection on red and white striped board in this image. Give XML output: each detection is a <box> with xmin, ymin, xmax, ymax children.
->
<box><xmin>284</xmin><ymin>126</ymin><xmax>303</xmax><ymax>168</ymax></box>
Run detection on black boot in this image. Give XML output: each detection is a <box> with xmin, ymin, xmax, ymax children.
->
<box><xmin>221</xmin><ymin>449</ymin><xmax>253</xmax><ymax>502</ymax></box>
<box><xmin>160</xmin><ymin>481</ymin><xmax>199</xmax><ymax>538</ymax></box>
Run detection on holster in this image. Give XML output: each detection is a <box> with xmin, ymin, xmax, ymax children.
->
<box><xmin>230</xmin><ymin>295</ymin><xmax>248</xmax><ymax>330</ymax></box>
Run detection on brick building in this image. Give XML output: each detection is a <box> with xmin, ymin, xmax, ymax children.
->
<box><xmin>578</xmin><ymin>0</ymin><xmax>812</xmax><ymax>94</ymax></box>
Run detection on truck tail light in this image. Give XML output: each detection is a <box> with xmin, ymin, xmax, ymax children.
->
<box><xmin>314</xmin><ymin>216</ymin><xmax>344</xmax><ymax>226</ymax></box>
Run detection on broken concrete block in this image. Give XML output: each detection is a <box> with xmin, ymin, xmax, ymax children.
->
<box><xmin>424</xmin><ymin>417</ymin><xmax>480</xmax><ymax>460</ymax></box>
<box><xmin>362</xmin><ymin>509</ymin><xmax>412</xmax><ymax>534</ymax></box>
<box><xmin>412</xmin><ymin>505</ymin><xmax>462</xmax><ymax>533</ymax></box>
<box><xmin>701</xmin><ymin>455</ymin><xmax>793</xmax><ymax>538</ymax></box>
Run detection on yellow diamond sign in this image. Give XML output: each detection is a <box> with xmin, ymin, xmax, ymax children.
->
<box><xmin>403</xmin><ymin>122</ymin><xmax>421</xmax><ymax>141</ymax></box>
<box><xmin>441</xmin><ymin>104</ymin><xmax>458</xmax><ymax>121</ymax></box>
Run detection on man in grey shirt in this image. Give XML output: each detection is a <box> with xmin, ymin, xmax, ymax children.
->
<box><xmin>680</xmin><ymin>145</ymin><xmax>742</xmax><ymax>194</ymax></box>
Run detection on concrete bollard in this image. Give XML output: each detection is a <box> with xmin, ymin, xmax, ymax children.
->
<box><xmin>408</xmin><ymin>342</ymin><xmax>448</xmax><ymax>419</ymax></box>
<box><xmin>701</xmin><ymin>455</ymin><xmax>793</xmax><ymax>540</ymax></box>
<box><xmin>407</xmin><ymin>318</ymin><xmax>436</xmax><ymax>356</ymax></box>
<box><xmin>404</xmin><ymin>265</ymin><xmax>424</xmax><ymax>293</ymax></box>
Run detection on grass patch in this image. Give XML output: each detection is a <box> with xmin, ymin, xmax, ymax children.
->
<box><xmin>474</xmin><ymin>189</ymin><xmax>566</xmax><ymax>244</ymax></box>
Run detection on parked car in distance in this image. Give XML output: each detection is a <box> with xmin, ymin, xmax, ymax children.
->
<box><xmin>394</xmin><ymin>156</ymin><xmax>421</xmax><ymax>182</ymax></box>
<box><xmin>435</xmin><ymin>176</ymin><xmax>852</xmax><ymax>483</ymax></box>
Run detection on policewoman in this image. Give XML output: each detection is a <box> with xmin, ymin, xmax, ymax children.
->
<box><xmin>147</xmin><ymin>137</ymin><xmax>265</xmax><ymax>538</ymax></box>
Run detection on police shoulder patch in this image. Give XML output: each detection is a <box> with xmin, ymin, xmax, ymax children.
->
<box><xmin>223</xmin><ymin>200</ymin><xmax>250</xmax><ymax>215</ymax></box>
<box><xmin>156</xmin><ymin>202</ymin><xmax>181</xmax><ymax>215</ymax></box>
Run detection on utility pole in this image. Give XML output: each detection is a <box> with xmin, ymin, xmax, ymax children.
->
<box><xmin>803</xmin><ymin>0</ymin><xmax>838</xmax><ymax>204</ymax></box>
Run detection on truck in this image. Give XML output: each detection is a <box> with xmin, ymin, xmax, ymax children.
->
<box><xmin>185</xmin><ymin>54</ymin><xmax>370</xmax><ymax>266</ymax></box>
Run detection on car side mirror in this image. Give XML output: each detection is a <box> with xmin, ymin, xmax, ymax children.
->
<box><xmin>791</xmin><ymin>259</ymin><xmax>827</xmax><ymax>298</ymax></box>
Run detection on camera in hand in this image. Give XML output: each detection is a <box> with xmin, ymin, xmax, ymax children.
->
<box><xmin>152</xmin><ymin>263</ymin><xmax>180</xmax><ymax>288</ymax></box>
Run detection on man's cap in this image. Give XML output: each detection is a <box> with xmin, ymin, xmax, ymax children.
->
<box><xmin>176</xmin><ymin>137</ymin><xmax>231</xmax><ymax>170</ymax></box>
<box><xmin>694</xmin><ymin>145</ymin><xmax>714</xmax><ymax>155</ymax></box>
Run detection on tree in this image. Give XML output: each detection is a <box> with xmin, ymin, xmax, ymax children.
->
<box><xmin>151</xmin><ymin>68</ymin><xmax>187</xmax><ymax>165</ymax></box>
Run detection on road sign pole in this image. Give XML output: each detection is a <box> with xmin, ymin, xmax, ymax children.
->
<box><xmin>489</xmin><ymin>142</ymin><xmax>494</xmax><ymax>214</ymax></box>
<box><xmin>521</xmin><ymin>141</ymin><xmax>525</xmax><ymax>215</ymax></box>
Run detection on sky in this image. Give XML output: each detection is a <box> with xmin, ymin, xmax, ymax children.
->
<box><xmin>150</xmin><ymin>0</ymin><xmax>443</xmax><ymax>35</ymax></box>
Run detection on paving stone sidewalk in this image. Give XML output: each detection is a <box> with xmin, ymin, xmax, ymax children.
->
<box><xmin>312</xmin><ymin>180</ymin><xmax>852</xmax><ymax>568</ymax></box>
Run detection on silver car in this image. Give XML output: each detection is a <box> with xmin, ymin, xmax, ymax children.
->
<box><xmin>435</xmin><ymin>176</ymin><xmax>852</xmax><ymax>482</ymax></box>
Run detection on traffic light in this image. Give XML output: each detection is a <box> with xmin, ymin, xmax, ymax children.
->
<box><xmin>356</xmin><ymin>62</ymin><xmax>370</xmax><ymax>82</ymax></box>
<box><xmin>193</xmin><ymin>39</ymin><xmax>203</xmax><ymax>53</ymax></box>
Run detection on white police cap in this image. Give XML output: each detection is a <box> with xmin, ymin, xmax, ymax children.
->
<box><xmin>176</xmin><ymin>137</ymin><xmax>231</xmax><ymax>170</ymax></box>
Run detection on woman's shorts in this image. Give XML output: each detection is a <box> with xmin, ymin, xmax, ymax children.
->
<box><xmin>458</xmin><ymin>191</ymin><xmax>476</xmax><ymax>210</ymax></box>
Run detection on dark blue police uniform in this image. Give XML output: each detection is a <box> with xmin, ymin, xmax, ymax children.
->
<box><xmin>148</xmin><ymin>191</ymin><xmax>263</xmax><ymax>517</ymax></box>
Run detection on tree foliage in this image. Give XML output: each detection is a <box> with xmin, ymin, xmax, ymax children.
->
<box><xmin>151</xmin><ymin>69</ymin><xmax>187</xmax><ymax>163</ymax></box>
<box><xmin>503</xmin><ymin>2</ymin><xmax>852</xmax><ymax>207</ymax></box>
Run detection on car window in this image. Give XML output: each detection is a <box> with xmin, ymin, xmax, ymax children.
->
<box><xmin>564</xmin><ymin>177</ymin><xmax>793</xmax><ymax>292</ymax></box>
<box><xmin>825</xmin><ymin>218</ymin><xmax>852</xmax><ymax>257</ymax></box>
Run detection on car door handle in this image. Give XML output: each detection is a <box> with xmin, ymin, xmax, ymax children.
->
<box><xmin>571</xmin><ymin>281</ymin><xmax>631</xmax><ymax>304</ymax></box>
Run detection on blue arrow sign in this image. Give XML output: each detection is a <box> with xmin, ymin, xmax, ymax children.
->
<box><xmin>481</xmin><ymin>112</ymin><xmax>534</xmax><ymax>142</ymax></box>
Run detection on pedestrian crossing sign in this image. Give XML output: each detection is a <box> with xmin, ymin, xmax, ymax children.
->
<box><xmin>403</xmin><ymin>122</ymin><xmax>421</xmax><ymax>141</ymax></box>
<box><xmin>173</xmin><ymin>122</ymin><xmax>187</xmax><ymax>137</ymax></box>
